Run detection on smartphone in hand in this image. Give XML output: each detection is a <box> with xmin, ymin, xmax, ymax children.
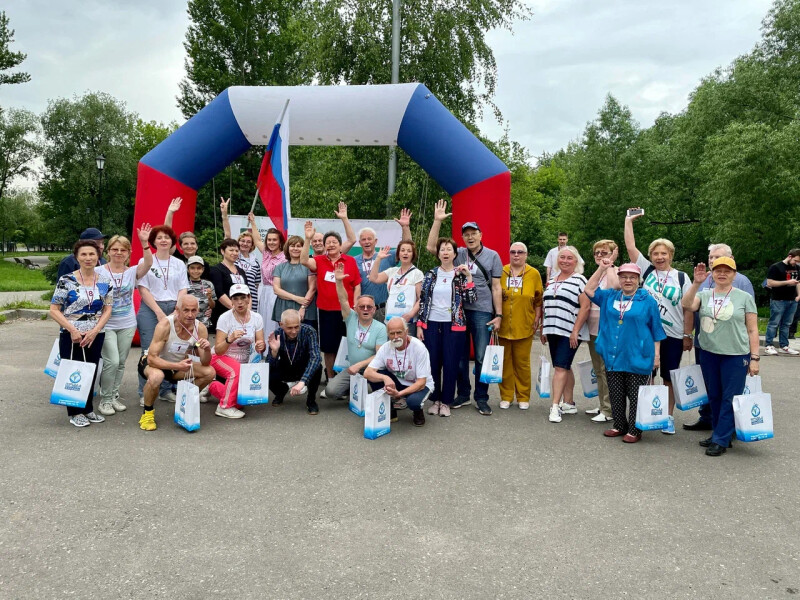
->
<box><xmin>627</xmin><ymin>208</ymin><xmax>644</xmax><ymax>217</ymax></box>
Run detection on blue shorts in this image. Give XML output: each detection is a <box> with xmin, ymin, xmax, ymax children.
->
<box><xmin>655</xmin><ymin>335</ymin><xmax>684</xmax><ymax>378</ymax></box>
<box><xmin>548</xmin><ymin>334</ymin><xmax>581</xmax><ymax>369</ymax></box>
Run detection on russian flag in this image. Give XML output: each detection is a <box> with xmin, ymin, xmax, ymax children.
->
<box><xmin>256</xmin><ymin>102</ymin><xmax>290</xmax><ymax>234</ymax></box>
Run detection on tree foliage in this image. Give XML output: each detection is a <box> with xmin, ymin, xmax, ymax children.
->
<box><xmin>0</xmin><ymin>11</ymin><xmax>30</xmax><ymax>87</ymax></box>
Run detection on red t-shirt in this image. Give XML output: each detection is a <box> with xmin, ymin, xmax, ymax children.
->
<box><xmin>313</xmin><ymin>254</ymin><xmax>362</xmax><ymax>310</ymax></box>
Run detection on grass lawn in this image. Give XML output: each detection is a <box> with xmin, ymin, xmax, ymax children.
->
<box><xmin>0</xmin><ymin>261</ymin><xmax>51</xmax><ymax>292</ymax></box>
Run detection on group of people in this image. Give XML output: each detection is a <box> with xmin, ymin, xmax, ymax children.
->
<box><xmin>48</xmin><ymin>200</ymin><xmax>765</xmax><ymax>455</ymax></box>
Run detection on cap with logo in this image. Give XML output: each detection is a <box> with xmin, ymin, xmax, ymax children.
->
<box><xmin>461</xmin><ymin>222</ymin><xmax>481</xmax><ymax>233</ymax></box>
<box><xmin>229</xmin><ymin>283</ymin><xmax>250</xmax><ymax>297</ymax></box>
<box><xmin>187</xmin><ymin>256</ymin><xmax>205</xmax><ymax>266</ymax></box>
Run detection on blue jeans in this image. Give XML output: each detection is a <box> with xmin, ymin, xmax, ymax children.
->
<box><xmin>766</xmin><ymin>299</ymin><xmax>797</xmax><ymax>348</ymax></box>
<box><xmin>456</xmin><ymin>310</ymin><xmax>493</xmax><ymax>405</ymax></box>
<box><xmin>137</xmin><ymin>300</ymin><xmax>177</xmax><ymax>397</ymax></box>
<box><xmin>423</xmin><ymin>321</ymin><xmax>466</xmax><ymax>405</ymax></box>
<box><xmin>698</xmin><ymin>349</ymin><xmax>749</xmax><ymax>447</ymax></box>
<box><xmin>371</xmin><ymin>369</ymin><xmax>431</xmax><ymax>410</ymax></box>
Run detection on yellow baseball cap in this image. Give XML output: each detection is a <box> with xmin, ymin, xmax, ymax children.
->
<box><xmin>711</xmin><ymin>256</ymin><xmax>737</xmax><ymax>271</ymax></box>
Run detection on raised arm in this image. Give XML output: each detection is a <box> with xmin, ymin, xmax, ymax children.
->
<box><xmin>334</xmin><ymin>263</ymin><xmax>352</xmax><ymax>319</ymax></box>
<box><xmin>335</xmin><ymin>202</ymin><xmax>357</xmax><ymax>253</ymax></box>
<box><xmin>584</xmin><ymin>258</ymin><xmax>612</xmax><ymax>299</ymax></box>
<box><xmin>395</xmin><ymin>208</ymin><xmax>413</xmax><ymax>242</ymax></box>
<box><xmin>368</xmin><ymin>246</ymin><xmax>392</xmax><ymax>284</ymax></box>
<box><xmin>426</xmin><ymin>199</ymin><xmax>451</xmax><ymax>255</ymax></box>
<box><xmin>248</xmin><ymin>212</ymin><xmax>265</xmax><ymax>253</ymax></box>
<box><xmin>682</xmin><ymin>264</ymin><xmax>707</xmax><ymax>312</ymax></box>
<box><xmin>300</xmin><ymin>221</ymin><xmax>317</xmax><ymax>271</ymax></box>
<box><xmin>624</xmin><ymin>209</ymin><xmax>644</xmax><ymax>263</ymax></box>
<box><xmin>134</xmin><ymin>223</ymin><xmax>154</xmax><ymax>279</ymax></box>
<box><xmin>220</xmin><ymin>197</ymin><xmax>232</xmax><ymax>239</ymax></box>
<box><xmin>164</xmin><ymin>197</ymin><xmax>182</xmax><ymax>228</ymax></box>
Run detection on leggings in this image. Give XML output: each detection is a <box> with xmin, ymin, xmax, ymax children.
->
<box><xmin>100</xmin><ymin>327</ymin><xmax>136</xmax><ymax>403</ymax></box>
<box><xmin>209</xmin><ymin>354</ymin><xmax>242</xmax><ymax>409</ymax></box>
<box><xmin>606</xmin><ymin>371</ymin><xmax>650</xmax><ymax>436</ymax></box>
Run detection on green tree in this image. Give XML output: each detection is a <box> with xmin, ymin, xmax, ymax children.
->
<box><xmin>0</xmin><ymin>11</ymin><xmax>30</xmax><ymax>87</ymax></box>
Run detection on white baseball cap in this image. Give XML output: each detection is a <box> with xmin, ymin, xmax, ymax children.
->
<box><xmin>229</xmin><ymin>284</ymin><xmax>250</xmax><ymax>297</ymax></box>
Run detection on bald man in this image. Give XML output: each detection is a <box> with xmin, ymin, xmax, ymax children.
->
<box><xmin>137</xmin><ymin>295</ymin><xmax>215</xmax><ymax>431</ymax></box>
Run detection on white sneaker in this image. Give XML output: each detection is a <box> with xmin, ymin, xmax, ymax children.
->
<box><xmin>98</xmin><ymin>402</ymin><xmax>115</xmax><ymax>416</ymax></box>
<box><xmin>159</xmin><ymin>390</ymin><xmax>177</xmax><ymax>403</ymax></box>
<box><xmin>764</xmin><ymin>346</ymin><xmax>778</xmax><ymax>356</ymax></box>
<box><xmin>585</xmin><ymin>407</ymin><xmax>600</xmax><ymax>415</ymax></box>
<box><xmin>559</xmin><ymin>402</ymin><xmax>578</xmax><ymax>415</ymax></box>
<box><xmin>199</xmin><ymin>387</ymin><xmax>210</xmax><ymax>404</ymax></box>
<box><xmin>549</xmin><ymin>405</ymin><xmax>562</xmax><ymax>423</ymax></box>
<box><xmin>519</xmin><ymin>402</ymin><xmax>530</xmax><ymax>410</ymax></box>
<box><xmin>320</xmin><ymin>389</ymin><xmax>328</xmax><ymax>399</ymax></box>
<box><xmin>215</xmin><ymin>406</ymin><xmax>245</xmax><ymax>419</ymax></box>
<box><xmin>499</xmin><ymin>401</ymin><xmax>511</xmax><ymax>409</ymax></box>
<box><xmin>70</xmin><ymin>414</ymin><xmax>90</xmax><ymax>428</ymax></box>
<box><xmin>427</xmin><ymin>401</ymin><xmax>441</xmax><ymax>416</ymax></box>
<box><xmin>591</xmin><ymin>413</ymin><xmax>612</xmax><ymax>423</ymax></box>
<box><xmin>139</xmin><ymin>396</ymin><xmax>145</xmax><ymax>407</ymax></box>
<box><xmin>85</xmin><ymin>412</ymin><xmax>105</xmax><ymax>423</ymax></box>
<box><xmin>780</xmin><ymin>346</ymin><xmax>799</xmax><ymax>355</ymax></box>
<box><xmin>111</xmin><ymin>397</ymin><xmax>126</xmax><ymax>412</ymax></box>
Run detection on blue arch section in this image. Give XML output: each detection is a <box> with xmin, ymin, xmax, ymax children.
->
<box><xmin>140</xmin><ymin>89</ymin><xmax>251</xmax><ymax>191</ymax></box>
<box><xmin>397</xmin><ymin>85</ymin><xmax>508</xmax><ymax>196</ymax></box>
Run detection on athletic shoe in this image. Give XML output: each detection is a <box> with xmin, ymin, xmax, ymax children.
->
<box><xmin>215</xmin><ymin>406</ymin><xmax>245</xmax><ymax>419</ymax></box>
<box><xmin>306</xmin><ymin>401</ymin><xmax>319</xmax><ymax>415</ymax></box>
<box><xmin>111</xmin><ymin>397</ymin><xmax>127</xmax><ymax>412</ymax></box>
<box><xmin>559</xmin><ymin>402</ymin><xmax>578</xmax><ymax>415</ymax></box>
<box><xmin>70</xmin><ymin>414</ymin><xmax>90</xmax><ymax>428</ymax></box>
<box><xmin>139</xmin><ymin>412</ymin><xmax>157</xmax><ymax>431</ymax></box>
<box><xmin>499</xmin><ymin>401</ymin><xmax>511</xmax><ymax>409</ymax></box>
<box><xmin>764</xmin><ymin>346</ymin><xmax>778</xmax><ymax>356</ymax></box>
<box><xmin>199</xmin><ymin>387</ymin><xmax>210</xmax><ymax>404</ymax></box>
<box><xmin>662</xmin><ymin>416</ymin><xmax>676</xmax><ymax>435</ymax></box>
<box><xmin>519</xmin><ymin>402</ymin><xmax>530</xmax><ymax>410</ymax></box>
<box><xmin>591</xmin><ymin>413</ymin><xmax>613</xmax><ymax>423</ymax></box>
<box><xmin>139</xmin><ymin>396</ymin><xmax>145</xmax><ymax>407</ymax></box>
<box><xmin>98</xmin><ymin>402</ymin><xmax>115</xmax><ymax>416</ymax></box>
<box><xmin>86</xmin><ymin>412</ymin><xmax>105</xmax><ymax>423</ymax></box>
<box><xmin>439</xmin><ymin>403</ymin><xmax>451</xmax><ymax>417</ymax></box>
<box><xmin>159</xmin><ymin>391</ymin><xmax>177</xmax><ymax>403</ymax></box>
<box><xmin>476</xmin><ymin>403</ymin><xmax>493</xmax><ymax>416</ymax></box>
<box><xmin>393</xmin><ymin>399</ymin><xmax>407</xmax><ymax>410</ymax></box>
<box><xmin>451</xmin><ymin>397</ymin><xmax>471</xmax><ymax>409</ymax></box>
<box><xmin>548</xmin><ymin>405</ymin><xmax>562</xmax><ymax>423</ymax></box>
<box><xmin>585</xmin><ymin>407</ymin><xmax>600</xmax><ymax>415</ymax></box>
<box><xmin>412</xmin><ymin>409</ymin><xmax>425</xmax><ymax>426</ymax></box>
<box><xmin>320</xmin><ymin>389</ymin><xmax>328</xmax><ymax>399</ymax></box>
<box><xmin>428</xmin><ymin>401</ymin><xmax>441</xmax><ymax>416</ymax></box>
<box><xmin>780</xmin><ymin>346</ymin><xmax>799</xmax><ymax>355</ymax></box>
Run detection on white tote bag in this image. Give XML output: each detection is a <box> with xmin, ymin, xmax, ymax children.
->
<box><xmin>44</xmin><ymin>339</ymin><xmax>61</xmax><ymax>378</ymax></box>
<box><xmin>670</xmin><ymin>364</ymin><xmax>709</xmax><ymax>410</ymax></box>
<box><xmin>333</xmin><ymin>337</ymin><xmax>350</xmax><ymax>373</ymax></box>
<box><xmin>50</xmin><ymin>346</ymin><xmax>96</xmax><ymax>408</ymax></box>
<box><xmin>576</xmin><ymin>359</ymin><xmax>598</xmax><ymax>398</ymax></box>
<box><xmin>349</xmin><ymin>372</ymin><xmax>368</xmax><ymax>417</ymax></box>
<box><xmin>536</xmin><ymin>355</ymin><xmax>551</xmax><ymax>399</ymax></box>
<box><xmin>479</xmin><ymin>332</ymin><xmax>504</xmax><ymax>384</ymax></box>
<box><xmin>174</xmin><ymin>371</ymin><xmax>201</xmax><ymax>432</ymax></box>
<box><xmin>238</xmin><ymin>362</ymin><xmax>270</xmax><ymax>405</ymax></box>
<box><xmin>364</xmin><ymin>390</ymin><xmax>391</xmax><ymax>440</ymax></box>
<box><xmin>742</xmin><ymin>375</ymin><xmax>762</xmax><ymax>395</ymax></box>
<box><xmin>733</xmin><ymin>392</ymin><xmax>774</xmax><ymax>442</ymax></box>
<box><xmin>634</xmin><ymin>383</ymin><xmax>670</xmax><ymax>431</ymax></box>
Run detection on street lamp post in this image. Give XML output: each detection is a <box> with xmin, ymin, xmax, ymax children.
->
<box><xmin>96</xmin><ymin>154</ymin><xmax>105</xmax><ymax>231</ymax></box>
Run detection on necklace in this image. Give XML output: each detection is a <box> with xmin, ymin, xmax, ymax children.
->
<box><xmin>285</xmin><ymin>334</ymin><xmax>300</xmax><ymax>365</ymax></box>
<box><xmin>154</xmin><ymin>255</ymin><xmax>170</xmax><ymax>290</ymax></box>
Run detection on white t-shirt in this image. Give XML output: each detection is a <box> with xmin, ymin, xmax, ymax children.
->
<box><xmin>429</xmin><ymin>268</ymin><xmax>454</xmax><ymax>322</ymax></box>
<box><xmin>383</xmin><ymin>266</ymin><xmax>424</xmax><ymax>320</ymax></box>
<box><xmin>96</xmin><ymin>265</ymin><xmax>138</xmax><ymax>330</ymax></box>
<box><xmin>544</xmin><ymin>247</ymin><xmax>561</xmax><ymax>277</ymax></box>
<box><xmin>635</xmin><ymin>254</ymin><xmax>692</xmax><ymax>339</ymax></box>
<box><xmin>215</xmin><ymin>310</ymin><xmax>264</xmax><ymax>363</ymax></box>
<box><xmin>137</xmin><ymin>255</ymin><xmax>189</xmax><ymax>301</ymax></box>
<box><xmin>369</xmin><ymin>337</ymin><xmax>434</xmax><ymax>391</ymax></box>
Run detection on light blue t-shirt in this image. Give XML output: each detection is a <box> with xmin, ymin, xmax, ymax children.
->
<box><xmin>355</xmin><ymin>252</ymin><xmax>396</xmax><ymax>306</ymax></box>
<box><xmin>345</xmin><ymin>311</ymin><xmax>388</xmax><ymax>365</ymax></box>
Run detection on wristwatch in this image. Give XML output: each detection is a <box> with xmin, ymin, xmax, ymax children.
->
<box><xmin>750</xmin><ymin>355</ymin><xmax>761</xmax><ymax>361</ymax></box>
<box><xmin>683</xmin><ymin>334</ymin><xmax>692</xmax><ymax>339</ymax></box>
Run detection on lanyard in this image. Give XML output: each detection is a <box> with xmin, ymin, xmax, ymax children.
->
<box><xmin>177</xmin><ymin>321</ymin><xmax>199</xmax><ymax>344</ymax></box>
<box><xmin>507</xmin><ymin>266</ymin><xmax>526</xmax><ymax>294</ymax></box>
<box><xmin>550</xmin><ymin>274</ymin><xmax>569</xmax><ymax>297</ymax></box>
<box><xmin>711</xmin><ymin>288</ymin><xmax>732</xmax><ymax>322</ymax></box>
<box><xmin>285</xmin><ymin>334</ymin><xmax>301</xmax><ymax>365</ymax></box>
<box><xmin>393</xmin><ymin>347</ymin><xmax>407</xmax><ymax>373</ymax></box>
<box><xmin>154</xmin><ymin>256</ymin><xmax>170</xmax><ymax>290</ymax></box>
<box><xmin>105</xmin><ymin>264</ymin><xmax>124</xmax><ymax>290</ymax></box>
<box><xmin>78</xmin><ymin>271</ymin><xmax>97</xmax><ymax>305</ymax></box>
<box><xmin>654</xmin><ymin>269</ymin><xmax>671</xmax><ymax>297</ymax></box>
<box><xmin>356</xmin><ymin>320</ymin><xmax>372</xmax><ymax>348</ymax></box>
<box><xmin>617</xmin><ymin>292</ymin><xmax>634</xmax><ymax>325</ymax></box>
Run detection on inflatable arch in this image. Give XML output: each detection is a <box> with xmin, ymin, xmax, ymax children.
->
<box><xmin>132</xmin><ymin>83</ymin><xmax>510</xmax><ymax>261</ymax></box>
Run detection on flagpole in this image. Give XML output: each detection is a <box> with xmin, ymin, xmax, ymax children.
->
<box><xmin>251</xmin><ymin>98</ymin><xmax>291</xmax><ymax>215</ymax></box>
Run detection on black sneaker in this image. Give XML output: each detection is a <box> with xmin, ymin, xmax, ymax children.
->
<box><xmin>699</xmin><ymin>437</ymin><xmax>732</xmax><ymax>448</ymax></box>
<box><xmin>451</xmin><ymin>397</ymin><xmax>471</xmax><ymax>409</ymax></box>
<box><xmin>273</xmin><ymin>395</ymin><xmax>285</xmax><ymax>406</ymax></box>
<box><xmin>476</xmin><ymin>402</ymin><xmax>493</xmax><ymax>416</ymax></box>
<box><xmin>683</xmin><ymin>419</ymin><xmax>713</xmax><ymax>431</ymax></box>
<box><xmin>306</xmin><ymin>400</ymin><xmax>319</xmax><ymax>415</ymax></box>
<box><xmin>412</xmin><ymin>409</ymin><xmax>425</xmax><ymax>427</ymax></box>
<box><xmin>705</xmin><ymin>442</ymin><xmax>727</xmax><ymax>457</ymax></box>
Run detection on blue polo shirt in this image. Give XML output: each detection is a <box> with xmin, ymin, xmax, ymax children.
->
<box><xmin>355</xmin><ymin>252</ymin><xmax>396</xmax><ymax>306</ymax></box>
<box><xmin>592</xmin><ymin>288</ymin><xmax>666</xmax><ymax>375</ymax></box>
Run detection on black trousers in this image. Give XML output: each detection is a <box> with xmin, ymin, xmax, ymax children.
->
<box><xmin>269</xmin><ymin>361</ymin><xmax>322</xmax><ymax>404</ymax></box>
<box><xmin>58</xmin><ymin>330</ymin><xmax>105</xmax><ymax>416</ymax></box>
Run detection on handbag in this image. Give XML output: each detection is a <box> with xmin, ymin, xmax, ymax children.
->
<box><xmin>479</xmin><ymin>331</ymin><xmax>504</xmax><ymax>384</ymax></box>
<box><xmin>50</xmin><ymin>345</ymin><xmax>96</xmax><ymax>408</ymax></box>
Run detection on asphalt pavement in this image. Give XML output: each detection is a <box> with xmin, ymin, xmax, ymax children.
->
<box><xmin>1</xmin><ymin>319</ymin><xmax>798</xmax><ymax>599</ymax></box>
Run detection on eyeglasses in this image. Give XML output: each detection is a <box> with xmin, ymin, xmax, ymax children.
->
<box><xmin>357</xmin><ymin>305</ymin><xmax>375</xmax><ymax>310</ymax></box>
<box><xmin>594</xmin><ymin>251</ymin><xmax>610</xmax><ymax>257</ymax></box>
<box><xmin>509</xmin><ymin>250</ymin><xmax>526</xmax><ymax>255</ymax></box>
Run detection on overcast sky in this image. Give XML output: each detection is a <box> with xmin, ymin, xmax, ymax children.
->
<box><xmin>0</xmin><ymin>0</ymin><xmax>775</xmax><ymax>162</ymax></box>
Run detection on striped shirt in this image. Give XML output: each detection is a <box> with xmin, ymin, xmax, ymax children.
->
<box><xmin>542</xmin><ymin>273</ymin><xmax>589</xmax><ymax>340</ymax></box>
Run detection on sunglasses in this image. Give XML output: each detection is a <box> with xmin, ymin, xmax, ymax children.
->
<box><xmin>357</xmin><ymin>305</ymin><xmax>375</xmax><ymax>310</ymax></box>
<box><xmin>594</xmin><ymin>251</ymin><xmax>610</xmax><ymax>256</ymax></box>
<box><xmin>509</xmin><ymin>250</ymin><xmax>526</xmax><ymax>255</ymax></box>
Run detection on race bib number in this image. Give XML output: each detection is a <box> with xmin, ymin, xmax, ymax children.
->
<box><xmin>324</xmin><ymin>271</ymin><xmax>336</xmax><ymax>283</ymax></box>
<box><xmin>362</xmin><ymin>260</ymin><xmax>374</xmax><ymax>273</ymax></box>
<box><xmin>508</xmin><ymin>277</ymin><xmax>522</xmax><ymax>289</ymax></box>
<box><xmin>169</xmin><ymin>341</ymin><xmax>191</xmax><ymax>355</ymax></box>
